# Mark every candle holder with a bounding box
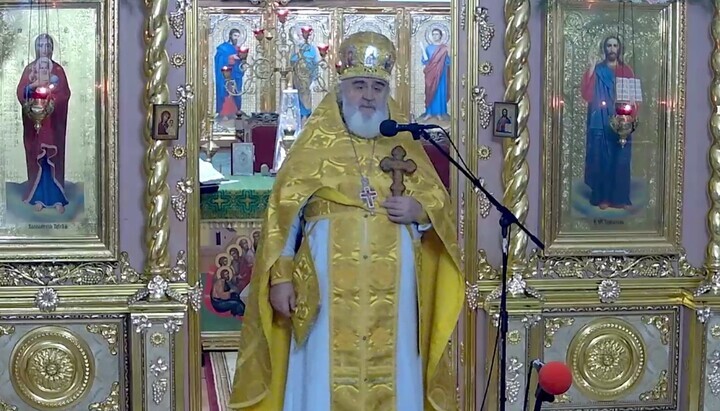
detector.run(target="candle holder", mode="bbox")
[272,88,302,172]
[224,8,331,100]
[291,33,331,94]
[22,88,54,132]
[280,126,296,151]
[609,102,637,148]
[201,113,220,160]
[221,45,250,97]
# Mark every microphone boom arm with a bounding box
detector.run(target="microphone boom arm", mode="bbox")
[415,129,543,248]
[414,128,545,411]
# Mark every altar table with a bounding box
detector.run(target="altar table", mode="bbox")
[200,175,275,220]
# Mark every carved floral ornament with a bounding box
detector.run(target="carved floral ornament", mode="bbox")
[466,251,707,311]
[119,249,201,310]
[472,249,702,282]
[171,179,194,222]
[169,0,192,39]
[0,251,199,316]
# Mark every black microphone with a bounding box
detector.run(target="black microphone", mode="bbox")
[379,119,439,137]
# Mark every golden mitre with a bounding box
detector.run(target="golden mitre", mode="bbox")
[336,31,396,82]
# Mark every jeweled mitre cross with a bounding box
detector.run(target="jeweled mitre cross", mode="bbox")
[380,145,417,196]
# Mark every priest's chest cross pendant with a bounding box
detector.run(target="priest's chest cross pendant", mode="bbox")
[380,145,417,197]
[359,176,378,212]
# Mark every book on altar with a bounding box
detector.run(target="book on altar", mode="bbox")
[199,157,227,185]
[616,77,643,102]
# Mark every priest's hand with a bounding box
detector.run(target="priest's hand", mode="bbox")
[270,282,296,318]
[382,196,425,225]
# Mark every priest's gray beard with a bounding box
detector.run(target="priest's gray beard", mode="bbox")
[341,95,389,139]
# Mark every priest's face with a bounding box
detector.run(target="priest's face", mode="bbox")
[340,77,390,138]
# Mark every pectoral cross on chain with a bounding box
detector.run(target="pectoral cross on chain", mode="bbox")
[380,145,417,197]
[359,176,378,212]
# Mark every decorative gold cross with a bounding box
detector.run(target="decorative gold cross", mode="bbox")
[380,145,417,197]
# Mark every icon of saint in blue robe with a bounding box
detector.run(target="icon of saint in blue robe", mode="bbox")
[214,40,245,119]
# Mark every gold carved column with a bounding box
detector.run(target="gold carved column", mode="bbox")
[143,0,172,277]
[130,0,200,409]
[501,0,531,275]
[707,0,720,280]
[698,2,720,410]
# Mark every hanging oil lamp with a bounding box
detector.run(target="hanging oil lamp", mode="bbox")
[23,85,54,132]
[609,102,637,147]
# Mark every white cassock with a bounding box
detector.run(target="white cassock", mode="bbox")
[280,203,430,411]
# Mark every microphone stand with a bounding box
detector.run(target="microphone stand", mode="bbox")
[522,361,555,411]
[532,386,555,411]
[415,129,545,411]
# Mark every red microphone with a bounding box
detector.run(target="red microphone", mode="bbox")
[538,361,572,395]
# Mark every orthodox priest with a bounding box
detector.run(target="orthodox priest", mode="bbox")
[229,31,464,411]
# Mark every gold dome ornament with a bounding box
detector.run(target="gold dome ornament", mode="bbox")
[336,31,396,83]
[11,326,94,410]
[567,318,646,401]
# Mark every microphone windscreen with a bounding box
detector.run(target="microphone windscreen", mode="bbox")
[537,361,572,395]
[379,119,398,137]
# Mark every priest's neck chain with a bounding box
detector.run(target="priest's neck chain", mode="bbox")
[348,136,377,189]
[349,136,380,214]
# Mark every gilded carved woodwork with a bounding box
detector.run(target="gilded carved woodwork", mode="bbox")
[143,0,172,277]
[567,318,647,401]
[10,326,94,410]
[88,382,120,411]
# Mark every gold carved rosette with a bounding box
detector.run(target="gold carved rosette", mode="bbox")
[0,315,127,410]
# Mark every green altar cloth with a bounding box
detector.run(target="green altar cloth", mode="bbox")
[200,175,275,220]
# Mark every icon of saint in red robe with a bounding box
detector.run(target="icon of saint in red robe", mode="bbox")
[16,33,71,214]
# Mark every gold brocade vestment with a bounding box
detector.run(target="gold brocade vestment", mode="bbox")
[229,93,464,411]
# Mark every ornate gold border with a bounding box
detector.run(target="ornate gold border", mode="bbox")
[462,0,479,409]
[540,0,686,256]
[185,1,202,409]
[685,304,702,411]
[697,3,720,407]
[0,0,118,261]
[545,305,680,408]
